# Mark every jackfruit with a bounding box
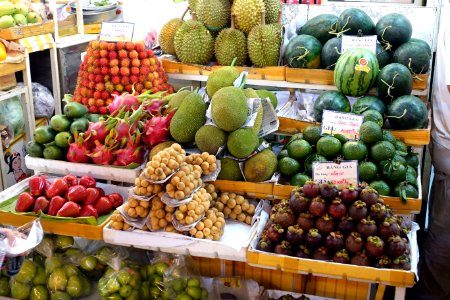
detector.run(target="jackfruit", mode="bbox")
[218,157,243,180]
[168,89,192,109]
[0,1,15,17]
[231,0,265,35]
[12,13,27,25]
[170,92,207,143]
[0,15,15,29]
[244,88,258,98]
[227,128,259,158]
[215,15,247,66]
[14,3,28,16]
[211,86,248,132]
[263,0,281,24]
[174,20,214,65]
[256,89,278,108]
[248,23,282,67]
[243,148,277,182]
[26,12,41,24]
[159,18,184,55]
[195,124,227,154]
[197,0,230,32]
[206,65,240,98]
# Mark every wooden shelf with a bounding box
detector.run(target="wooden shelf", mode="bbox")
[0,61,26,77]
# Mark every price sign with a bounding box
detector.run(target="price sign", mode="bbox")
[341,35,377,54]
[321,110,364,140]
[99,22,135,42]
[312,161,359,189]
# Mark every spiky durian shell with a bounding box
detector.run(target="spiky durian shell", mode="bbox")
[159,18,185,55]
[231,0,265,35]
[263,0,281,24]
[188,0,200,16]
[174,20,214,65]
[215,28,247,66]
[197,0,231,32]
[247,24,282,67]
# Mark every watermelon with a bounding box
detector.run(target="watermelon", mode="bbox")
[334,48,380,97]
[298,14,339,45]
[387,95,428,130]
[393,41,431,74]
[321,37,342,70]
[352,95,387,115]
[376,63,413,104]
[284,34,322,69]
[313,90,351,121]
[409,38,432,56]
[336,8,375,36]
[376,43,392,69]
[375,13,412,50]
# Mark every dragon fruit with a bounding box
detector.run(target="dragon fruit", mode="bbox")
[109,93,140,116]
[67,133,91,163]
[85,120,109,144]
[114,142,145,166]
[142,110,176,146]
[87,140,116,165]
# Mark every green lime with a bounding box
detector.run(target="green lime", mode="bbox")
[362,109,384,127]
[290,173,311,187]
[387,162,407,183]
[186,286,202,300]
[54,132,73,148]
[43,145,64,160]
[316,136,341,158]
[287,139,312,160]
[277,149,289,160]
[392,153,407,164]
[359,161,378,182]
[394,182,418,198]
[288,133,303,144]
[34,125,56,144]
[370,141,396,162]
[279,157,301,177]
[342,141,368,161]
[304,153,327,175]
[395,140,408,153]
[333,133,348,145]
[406,153,419,169]
[369,180,391,196]
[302,125,321,145]
[382,130,397,144]
[359,121,382,144]
[26,141,45,158]
[406,165,418,186]
[187,277,201,288]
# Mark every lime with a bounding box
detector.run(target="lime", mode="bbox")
[342,141,368,161]
[277,149,289,160]
[288,133,303,144]
[304,153,327,175]
[333,133,348,145]
[395,140,408,153]
[316,136,341,158]
[370,141,396,162]
[26,141,44,158]
[406,153,419,169]
[186,286,202,300]
[385,161,407,183]
[382,130,397,144]
[302,125,321,145]
[406,165,418,186]
[362,109,384,127]
[359,121,382,144]
[55,131,73,148]
[392,153,407,165]
[394,182,418,198]
[287,139,312,160]
[359,161,378,182]
[290,173,311,187]
[369,180,391,196]
[187,277,201,288]
[278,157,301,177]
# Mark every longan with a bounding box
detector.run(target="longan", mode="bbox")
[185,216,194,224]
[111,221,123,230]
[247,204,256,215]
[159,219,168,227]
[245,216,252,225]
[229,212,237,219]
[127,208,137,218]
[203,227,211,236]
[123,223,131,231]
[195,231,204,239]
[196,221,205,231]
[204,219,213,228]
[237,213,246,222]
[223,207,231,216]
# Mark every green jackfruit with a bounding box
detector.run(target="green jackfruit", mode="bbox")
[227,128,259,158]
[248,23,282,67]
[244,148,277,182]
[206,65,240,98]
[168,90,191,109]
[215,23,247,66]
[218,158,243,180]
[211,86,248,132]
[12,13,27,25]
[195,125,227,154]
[14,3,28,16]
[0,15,15,29]
[159,18,184,55]
[197,0,230,32]
[231,0,265,35]
[244,88,258,98]
[0,1,15,17]
[263,0,281,24]
[170,92,207,143]
[174,20,214,65]
[256,89,278,108]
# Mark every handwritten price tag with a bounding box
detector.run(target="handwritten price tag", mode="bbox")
[99,22,135,42]
[341,35,377,54]
[321,110,364,140]
[312,161,359,189]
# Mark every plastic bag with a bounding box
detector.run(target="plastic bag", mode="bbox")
[29,82,55,118]
[0,219,43,259]
[0,95,25,136]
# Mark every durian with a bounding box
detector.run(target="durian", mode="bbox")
[159,9,187,55]
[215,14,247,66]
[231,0,265,35]
[197,0,230,32]
[188,0,200,16]
[263,0,281,24]
[174,20,214,65]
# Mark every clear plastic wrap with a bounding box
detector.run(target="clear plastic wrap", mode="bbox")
[0,95,25,136]
[29,82,55,119]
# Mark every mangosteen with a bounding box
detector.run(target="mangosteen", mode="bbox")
[286,225,304,245]
[309,197,326,217]
[271,199,289,215]
[271,207,296,228]
[302,181,320,198]
[391,255,411,270]
[319,183,339,201]
[297,212,315,232]
[306,228,322,249]
[373,255,391,269]
[274,240,292,256]
[325,231,344,252]
[348,200,368,221]
[340,185,360,206]
[369,203,388,223]
[316,214,336,235]
[378,217,401,240]
[328,198,347,219]
[351,251,370,266]
[332,249,350,264]
[338,216,355,234]
[313,246,330,261]
[387,235,407,257]
[289,190,311,215]
[256,239,274,252]
[356,217,378,238]
[366,236,385,258]
[296,245,312,259]
[266,223,285,243]
[360,187,379,207]
[346,232,364,254]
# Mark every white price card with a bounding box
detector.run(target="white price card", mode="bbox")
[99,22,134,42]
[341,35,377,54]
[321,110,364,140]
[312,160,359,189]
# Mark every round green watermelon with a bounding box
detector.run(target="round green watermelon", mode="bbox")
[393,41,431,74]
[298,14,339,45]
[284,34,322,69]
[377,63,413,104]
[313,90,351,121]
[376,43,392,69]
[336,8,375,36]
[375,13,412,50]
[387,95,428,129]
[409,38,432,56]
[352,95,387,115]
[321,37,342,70]
[334,48,380,97]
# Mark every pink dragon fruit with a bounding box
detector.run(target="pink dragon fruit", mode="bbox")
[109,93,140,116]
[114,142,145,166]
[67,133,91,163]
[85,120,109,144]
[142,110,176,146]
[87,140,116,165]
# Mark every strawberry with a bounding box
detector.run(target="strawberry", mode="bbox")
[46,179,69,199]
[29,176,46,197]
[63,175,78,187]
[57,202,81,217]
[33,196,49,214]
[67,185,88,203]
[48,196,66,216]
[16,192,35,212]
[80,205,99,219]
[85,188,100,205]
[107,193,123,208]
[79,176,96,188]
[94,196,113,215]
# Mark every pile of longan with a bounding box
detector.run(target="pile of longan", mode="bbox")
[185,152,218,175]
[123,197,152,219]
[189,208,226,241]
[143,143,186,181]
[204,184,218,204]
[174,188,212,226]
[110,211,150,231]
[214,192,256,225]
[133,175,163,197]
[166,163,203,200]
[148,195,177,232]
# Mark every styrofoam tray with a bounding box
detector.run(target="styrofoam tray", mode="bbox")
[25,155,143,183]
[262,289,338,300]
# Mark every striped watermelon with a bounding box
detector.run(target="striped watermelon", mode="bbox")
[334,48,379,97]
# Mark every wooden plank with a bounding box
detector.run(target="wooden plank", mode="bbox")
[0,21,55,40]
[0,61,25,77]
[213,180,274,199]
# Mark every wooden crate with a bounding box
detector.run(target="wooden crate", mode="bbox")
[161,59,215,76]
[213,180,274,199]
[0,21,55,40]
